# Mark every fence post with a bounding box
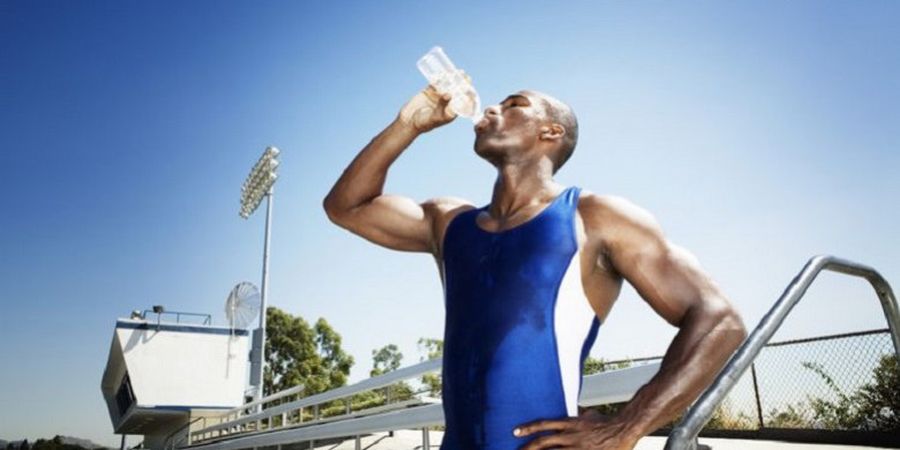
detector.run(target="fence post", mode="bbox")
[750,362,764,429]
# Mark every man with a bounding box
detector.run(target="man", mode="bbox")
[323,84,747,449]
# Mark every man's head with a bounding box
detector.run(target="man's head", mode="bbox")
[474,90,578,174]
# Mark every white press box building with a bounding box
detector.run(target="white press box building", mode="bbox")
[101,311,250,449]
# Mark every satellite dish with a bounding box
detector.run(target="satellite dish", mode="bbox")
[225,282,261,332]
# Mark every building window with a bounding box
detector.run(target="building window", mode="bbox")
[116,372,136,416]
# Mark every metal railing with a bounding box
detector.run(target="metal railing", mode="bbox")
[665,255,900,450]
[182,358,662,450]
[163,417,205,450]
[164,385,306,449]
[142,310,213,325]
[186,357,443,446]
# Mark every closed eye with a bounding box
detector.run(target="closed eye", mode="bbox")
[502,95,530,109]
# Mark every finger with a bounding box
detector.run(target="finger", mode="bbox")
[422,85,441,102]
[514,419,575,437]
[519,432,578,450]
[442,103,458,120]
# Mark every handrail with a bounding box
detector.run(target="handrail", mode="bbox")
[163,416,204,450]
[665,255,900,450]
[222,384,305,418]
[142,310,213,325]
[192,397,437,447]
[190,357,443,440]
[184,384,305,442]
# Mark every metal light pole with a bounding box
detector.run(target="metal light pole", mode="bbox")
[240,146,280,405]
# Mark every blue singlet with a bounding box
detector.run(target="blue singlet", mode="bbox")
[439,185,601,449]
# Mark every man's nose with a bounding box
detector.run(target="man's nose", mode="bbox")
[484,104,501,116]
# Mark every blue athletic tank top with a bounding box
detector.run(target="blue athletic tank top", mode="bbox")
[439,185,601,449]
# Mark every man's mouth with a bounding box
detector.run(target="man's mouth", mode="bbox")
[474,116,492,133]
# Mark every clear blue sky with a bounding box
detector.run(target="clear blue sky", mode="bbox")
[1,1,898,446]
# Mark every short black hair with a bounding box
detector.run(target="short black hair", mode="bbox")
[534,94,578,174]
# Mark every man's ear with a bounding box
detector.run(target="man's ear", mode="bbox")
[539,124,566,141]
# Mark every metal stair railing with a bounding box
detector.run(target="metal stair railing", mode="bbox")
[665,255,900,450]
[168,384,306,448]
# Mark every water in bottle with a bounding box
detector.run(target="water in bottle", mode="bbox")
[417,46,482,123]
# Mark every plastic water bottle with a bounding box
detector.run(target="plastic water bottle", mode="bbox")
[417,46,482,123]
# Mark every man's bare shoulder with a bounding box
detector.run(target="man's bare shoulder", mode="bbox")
[422,196,477,218]
[421,195,478,232]
[421,196,478,258]
[423,195,474,209]
[577,190,665,242]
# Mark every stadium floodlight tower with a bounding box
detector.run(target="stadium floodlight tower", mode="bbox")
[240,146,280,406]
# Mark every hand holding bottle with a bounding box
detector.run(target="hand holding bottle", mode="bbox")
[416,46,482,122]
[397,84,459,134]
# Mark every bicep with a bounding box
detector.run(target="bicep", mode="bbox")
[330,194,436,254]
[601,203,724,326]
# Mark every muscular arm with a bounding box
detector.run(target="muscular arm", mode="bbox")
[589,195,748,443]
[323,87,461,254]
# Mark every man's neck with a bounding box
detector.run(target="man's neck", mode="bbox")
[487,161,563,218]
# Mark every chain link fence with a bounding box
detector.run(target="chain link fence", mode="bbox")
[591,329,899,434]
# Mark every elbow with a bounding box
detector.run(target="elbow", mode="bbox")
[692,295,747,349]
[715,302,748,350]
[323,194,345,224]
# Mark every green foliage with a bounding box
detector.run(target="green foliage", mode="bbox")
[855,354,899,430]
[764,354,899,431]
[348,343,415,411]
[803,361,860,429]
[581,357,634,416]
[418,337,444,397]
[704,399,756,430]
[803,355,899,431]
[263,307,354,397]
[9,440,91,450]
[582,357,632,376]
[371,344,403,377]
[766,403,810,428]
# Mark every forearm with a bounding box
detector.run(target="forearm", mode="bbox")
[324,118,419,212]
[613,299,746,441]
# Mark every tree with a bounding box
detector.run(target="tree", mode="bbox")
[803,361,860,429]
[372,344,415,401]
[418,337,443,397]
[762,355,899,432]
[20,441,29,450]
[347,343,415,409]
[766,403,811,428]
[263,307,355,398]
[855,354,899,430]
[371,344,403,377]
